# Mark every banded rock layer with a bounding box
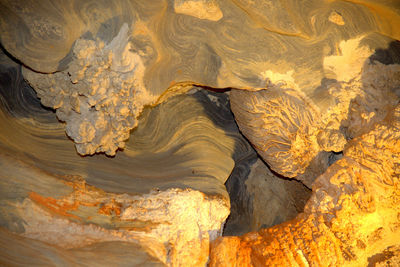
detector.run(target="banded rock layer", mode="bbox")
[1,0,399,156]
[0,57,255,266]
[0,0,400,266]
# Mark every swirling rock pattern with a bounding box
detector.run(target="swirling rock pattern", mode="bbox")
[174,0,223,21]
[1,0,399,156]
[0,228,164,267]
[0,59,255,266]
[0,0,400,266]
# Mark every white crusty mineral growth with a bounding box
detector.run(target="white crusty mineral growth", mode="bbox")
[18,186,229,266]
[23,23,156,156]
[230,36,399,181]
[322,36,400,139]
[210,102,400,266]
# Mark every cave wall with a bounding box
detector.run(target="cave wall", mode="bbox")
[1,0,399,156]
[0,0,400,266]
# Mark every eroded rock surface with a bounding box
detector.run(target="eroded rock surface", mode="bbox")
[230,35,400,185]
[0,0,400,266]
[210,103,400,266]
[224,158,311,236]
[230,86,323,180]
[23,23,155,156]
[0,59,256,266]
[2,0,399,156]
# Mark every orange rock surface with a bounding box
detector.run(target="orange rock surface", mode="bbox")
[210,104,400,266]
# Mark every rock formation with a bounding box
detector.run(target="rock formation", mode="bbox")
[210,103,400,266]
[224,158,312,236]
[0,0,399,266]
[23,23,155,155]
[0,57,254,266]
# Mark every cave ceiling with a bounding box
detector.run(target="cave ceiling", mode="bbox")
[0,0,400,266]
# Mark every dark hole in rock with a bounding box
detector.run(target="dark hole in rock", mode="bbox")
[223,146,313,236]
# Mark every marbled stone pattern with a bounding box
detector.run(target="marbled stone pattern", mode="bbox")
[0,0,400,266]
[1,0,399,91]
[0,56,254,266]
[1,0,399,155]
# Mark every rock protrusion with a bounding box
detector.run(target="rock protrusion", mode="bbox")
[23,23,156,156]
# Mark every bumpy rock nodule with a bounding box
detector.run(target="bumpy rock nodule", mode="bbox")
[230,86,322,179]
[23,23,155,156]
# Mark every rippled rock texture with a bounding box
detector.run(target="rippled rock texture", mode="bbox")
[1,0,399,156]
[0,55,256,265]
[0,0,400,266]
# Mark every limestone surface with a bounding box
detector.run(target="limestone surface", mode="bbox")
[174,0,223,21]
[230,86,322,179]
[23,23,156,156]
[0,228,164,267]
[0,59,255,266]
[2,0,399,157]
[230,35,400,185]
[0,0,399,266]
[210,103,400,266]
[224,158,312,236]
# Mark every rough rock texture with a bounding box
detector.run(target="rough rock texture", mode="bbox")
[230,36,400,185]
[320,37,400,140]
[23,23,155,155]
[1,0,399,156]
[0,0,400,266]
[0,130,229,267]
[328,61,400,139]
[224,158,311,236]
[210,103,400,266]
[2,158,228,266]
[369,245,400,267]
[0,58,257,266]
[230,86,324,180]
